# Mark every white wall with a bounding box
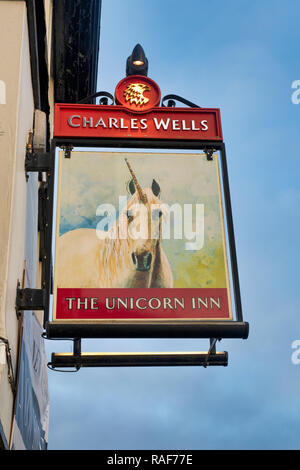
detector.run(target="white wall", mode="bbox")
[0,0,52,448]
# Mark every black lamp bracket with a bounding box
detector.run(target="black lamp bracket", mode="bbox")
[161,94,201,108]
[77,91,114,105]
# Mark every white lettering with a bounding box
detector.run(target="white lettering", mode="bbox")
[148,297,161,309]
[77,298,88,310]
[172,120,180,130]
[94,117,106,128]
[108,117,119,128]
[83,116,93,127]
[105,298,114,309]
[210,297,221,309]
[198,298,208,309]
[90,298,98,309]
[191,120,200,131]
[136,298,147,309]
[120,118,128,129]
[118,298,128,309]
[65,297,75,309]
[182,120,191,130]
[201,120,208,131]
[153,117,170,130]
[130,118,138,129]
[140,118,147,129]
[68,115,81,127]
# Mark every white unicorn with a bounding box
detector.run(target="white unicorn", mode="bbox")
[56,159,173,288]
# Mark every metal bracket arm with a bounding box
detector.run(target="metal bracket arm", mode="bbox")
[16,287,47,311]
[25,151,51,172]
[203,147,216,161]
[49,350,228,369]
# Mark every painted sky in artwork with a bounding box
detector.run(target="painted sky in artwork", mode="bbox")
[57,151,228,289]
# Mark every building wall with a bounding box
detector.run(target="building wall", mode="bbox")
[0,0,52,449]
[0,0,100,449]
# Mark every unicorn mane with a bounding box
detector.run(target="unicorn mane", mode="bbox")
[97,188,164,287]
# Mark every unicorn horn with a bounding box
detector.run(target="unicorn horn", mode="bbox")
[125,158,148,204]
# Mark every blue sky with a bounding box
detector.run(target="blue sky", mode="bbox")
[45,0,300,449]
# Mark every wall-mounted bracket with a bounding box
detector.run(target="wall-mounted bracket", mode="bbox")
[25,151,50,173]
[16,285,47,311]
[203,147,216,161]
[60,145,73,158]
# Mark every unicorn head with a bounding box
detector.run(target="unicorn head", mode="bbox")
[124,158,163,272]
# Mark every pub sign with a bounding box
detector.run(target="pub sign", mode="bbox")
[51,73,238,331]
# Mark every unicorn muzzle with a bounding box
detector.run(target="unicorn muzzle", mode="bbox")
[132,251,152,271]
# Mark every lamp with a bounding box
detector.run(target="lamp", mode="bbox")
[126,44,148,76]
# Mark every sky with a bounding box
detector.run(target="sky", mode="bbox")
[45,0,300,450]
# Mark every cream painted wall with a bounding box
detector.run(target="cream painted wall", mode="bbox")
[0,0,53,448]
[0,1,30,446]
[0,2,26,340]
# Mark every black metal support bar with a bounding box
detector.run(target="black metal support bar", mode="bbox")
[73,338,81,356]
[16,287,47,311]
[219,143,243,322]
[52,137,224,151]
[25,151,50,172]
[49,351,228,369]
[38,181,48,262]
[209,338,217,354]
[42,140,56,327]
[46,321,249,339]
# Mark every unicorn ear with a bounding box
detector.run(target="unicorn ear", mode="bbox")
[152,179,160,197]
[129,179,136,195]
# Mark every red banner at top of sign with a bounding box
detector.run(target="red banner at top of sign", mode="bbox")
[54,75,223,141]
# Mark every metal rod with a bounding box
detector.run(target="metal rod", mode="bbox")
[73,338,81,356]
[50,351,228,368]
[43,139,56,327]
[219,143,243,322]
[52,137,224,151]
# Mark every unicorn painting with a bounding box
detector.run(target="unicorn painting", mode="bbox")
[56,159,173,289]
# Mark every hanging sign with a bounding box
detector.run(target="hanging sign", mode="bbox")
[54,75,223,142]
[52,151,232,323]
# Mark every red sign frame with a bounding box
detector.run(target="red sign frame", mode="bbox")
[54,103,223,142]
[55,288,231,321]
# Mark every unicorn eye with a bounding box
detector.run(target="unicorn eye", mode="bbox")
[126,211,134,223]
[152,209,162,220]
